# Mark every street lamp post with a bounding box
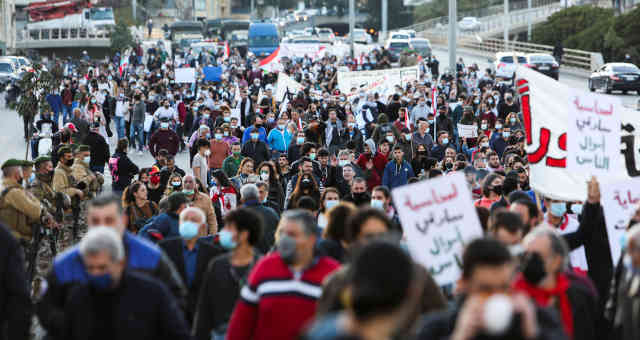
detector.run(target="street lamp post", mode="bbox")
[448,0,456,78]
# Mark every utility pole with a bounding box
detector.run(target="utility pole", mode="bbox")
[504,0,509,50]
[349,0,355,58]
[133,0,137,24]
[251,0,255,20]
[527,0,531,41]
[381,0,387,42]
[448,0,456,78]
[192,0,196,20]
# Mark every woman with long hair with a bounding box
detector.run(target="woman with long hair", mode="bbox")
[163,173,184,199]
[230,158,255,190]
[256,161,284,209]
[286,172,321,210]
[317,187,341,230]
[123,181,159,233]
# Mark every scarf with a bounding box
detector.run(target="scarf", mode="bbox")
[513,273,574,339]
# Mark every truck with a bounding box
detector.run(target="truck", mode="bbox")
[248,22,279,58]
[169,21,204,55]
[26,0,115,36]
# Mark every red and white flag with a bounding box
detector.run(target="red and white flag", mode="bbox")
[259,47,282,73]
[223,41,230,59]
[404,108,410,129]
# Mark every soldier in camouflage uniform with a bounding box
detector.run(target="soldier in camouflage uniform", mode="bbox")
[28,156,68,282]
[0,159,55,292]
[52,146,84,249]
[71,145,103,239]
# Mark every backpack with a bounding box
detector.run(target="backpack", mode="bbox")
[108,155,120,183]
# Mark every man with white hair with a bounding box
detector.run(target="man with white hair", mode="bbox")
[63,227,190,339]
[241,183,278,253]
[182,175,217,234]
[159,207,225,324]
[37,193,188,336]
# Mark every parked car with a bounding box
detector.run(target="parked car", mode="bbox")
[491,52,526,80]
[385,39,411,63]
[410,38,431,59]
[459,17,481,31]
[0,59,21,84]
[589,62,640,94]
[349,28,373,44]
[524,53,559,80]
[317,27,335,44]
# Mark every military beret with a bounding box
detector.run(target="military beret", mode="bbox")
[75,145,91,153]
[20,159,34,167]
[1,159,23,170]
[34,156,51,167]
[58,146,72,156]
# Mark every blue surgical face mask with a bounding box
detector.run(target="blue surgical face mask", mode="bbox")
[442,138,449,145]
[179,221,200,239]
[503,131,511,138]
[160,122,169,129]
[571,204,583,215]
[324,199,339,210]
[88,272,113,291]
[550,202,566,217]
[182,189,195,196]
[371,199,385,210]
[219,229,237,250]
[297,137,305,144]
[83,156,90,164]
[224,116,231,122]
[28,172,36,184]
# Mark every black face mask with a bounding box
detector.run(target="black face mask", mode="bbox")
[65,159,74,167]
[492,184,503,195]
[445,162,453,170]
[301,178,312,190]
[352,192,370,204]
[17,177,23,185]
[522,252,546,286]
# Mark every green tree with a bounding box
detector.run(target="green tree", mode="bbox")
[413,0,494,23]
[532,5,614,46]
[16,63,62,157]
[110,21,135,53]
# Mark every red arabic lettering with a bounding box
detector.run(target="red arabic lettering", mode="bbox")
[517,79,532,145]
[404,183,459,212]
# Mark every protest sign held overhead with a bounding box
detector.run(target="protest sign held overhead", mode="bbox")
[516,66,640,201]
[391,172,484,286]
[337,65,420,97]
[457,124,478,138]
[175,67,196,83]
[601,179,640,265]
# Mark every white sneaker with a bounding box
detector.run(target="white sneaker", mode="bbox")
[138,150,144,156]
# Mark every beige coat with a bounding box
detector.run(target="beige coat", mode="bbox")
[0,178,42,240]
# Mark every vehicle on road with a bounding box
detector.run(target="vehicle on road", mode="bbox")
[388,32,411,41]
[589,62,640,94]
[0,59,20,84]
[170,21,204,54]
[317,28,335,44]
[248,23,280,58]
[524,53,559,80]
[26,0,115,36]
[492,52,526,80]
[410,38,431,59]
[350,28,373,44]
[458,17,481,32]
[386,39,411,63]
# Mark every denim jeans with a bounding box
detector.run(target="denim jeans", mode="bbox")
[61,105,72,124]
[113,116,126,140]
[91,165,104,174]
[130,123,145,151]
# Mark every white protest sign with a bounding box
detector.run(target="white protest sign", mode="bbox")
[567,90,621,176]
[337,65,419,96]
[457,124,478,138]
[230,108,241,122]
[275,72,304,102]
[391,172,483,286]
[601,179,640,265]
[175,67,196,83]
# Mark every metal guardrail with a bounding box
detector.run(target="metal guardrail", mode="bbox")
[445,36,602,72]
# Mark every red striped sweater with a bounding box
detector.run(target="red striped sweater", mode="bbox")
[227,252,340,340]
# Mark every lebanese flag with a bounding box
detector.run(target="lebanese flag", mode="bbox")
[259,47,282,73]
[431,84,437,116]
[223,41,230,59]
[404,108,410,129]
[119,55,128,77]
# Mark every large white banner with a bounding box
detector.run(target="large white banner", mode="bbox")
[175,67,196,83]
[516,66,640,201]
[337,65,420,96]
[391,172,484,286]
[601,179,640,265]
[275,72,304,102]
[279,43,329,60]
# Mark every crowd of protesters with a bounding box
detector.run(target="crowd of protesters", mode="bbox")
[1,37,639,340]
